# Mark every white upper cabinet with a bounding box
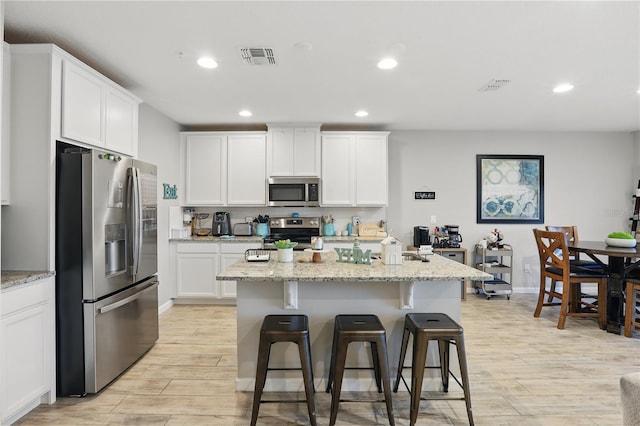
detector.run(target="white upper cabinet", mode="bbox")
[105,86,139,155]
[183,133,227,205]
[321,133,354,205]
[266,124,320,176]
[321,131,389,207]
[61,59,140,156]
[61,61,104,146]
[227,133,266,205]
[181,131,266,206]
[2,43,11,205]
[355,134,388,206]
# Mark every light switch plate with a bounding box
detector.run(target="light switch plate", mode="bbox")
[430,215,437,224]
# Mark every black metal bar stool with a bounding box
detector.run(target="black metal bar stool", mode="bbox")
[250,314,316,426]
[393,313,473,426]
[325,314,395,426]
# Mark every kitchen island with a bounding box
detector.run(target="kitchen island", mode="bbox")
[218,250,492,392]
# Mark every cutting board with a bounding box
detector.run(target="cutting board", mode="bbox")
[358,223,385,237]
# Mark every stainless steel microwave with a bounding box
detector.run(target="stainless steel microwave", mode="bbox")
[267,177,320,207]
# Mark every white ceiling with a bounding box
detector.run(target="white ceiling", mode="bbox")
[4,1,640,132]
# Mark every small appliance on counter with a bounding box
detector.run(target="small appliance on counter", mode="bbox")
[193,213,211,236]
[212,211,232,236]
[413,226,431,247]
[446,224,463,248]
[233,222,253,236]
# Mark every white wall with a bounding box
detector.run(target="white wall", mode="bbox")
[136,103,181,307]
[387,130,636,292]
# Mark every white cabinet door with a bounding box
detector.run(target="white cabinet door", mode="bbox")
[61,60,104,147]
[321,133,355,206]
[2,43,11,205]
[183,134,226,205]
[227,133,266,205]
[219,253,241,298]
[355,134,388,206]
[1,278,55,424]
[104,86,138,156]
[321,132,389,207]
[293,127,321,176]
[176,244,219,298]
[267,127,295,176]
[218,243,261,299]
[267,126,320,177]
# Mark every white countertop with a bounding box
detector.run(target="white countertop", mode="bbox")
[217,251,492,282]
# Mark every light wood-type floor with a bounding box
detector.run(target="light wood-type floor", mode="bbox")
[15,294,640,425]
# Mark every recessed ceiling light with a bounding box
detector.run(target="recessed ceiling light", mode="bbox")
[239,110,252,117]
[197,56,218,69]
[637,88,640,94]
[355,110,369,117]
[377,58,397,70]
[553,83,574,93]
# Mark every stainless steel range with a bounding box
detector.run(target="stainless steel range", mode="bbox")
[262,216,322,250]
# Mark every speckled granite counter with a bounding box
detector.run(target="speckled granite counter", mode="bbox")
[227,252,491,392]
[218,250,490,282]
[169,235,385,244]
[1,271,56,292]
[169,235,263,243]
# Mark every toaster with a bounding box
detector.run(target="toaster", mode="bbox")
[233,223,253,236]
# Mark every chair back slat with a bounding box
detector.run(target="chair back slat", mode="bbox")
[533,229,570,272]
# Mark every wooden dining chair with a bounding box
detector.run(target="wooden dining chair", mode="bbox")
[532,229,608,329]
[624,279,640,337]
[545,226,602,302]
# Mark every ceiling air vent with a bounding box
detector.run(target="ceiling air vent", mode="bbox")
[478,79,510,92]
[240,47,276,65]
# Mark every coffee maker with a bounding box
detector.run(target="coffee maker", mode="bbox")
[212,212,231,236]
[413,226,431,247]
[445,224,462,248]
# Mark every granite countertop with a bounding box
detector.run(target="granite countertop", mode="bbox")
[169,235,385,243]
[217,251,492,282]
[170,235,264,243]
[1,270,56,292]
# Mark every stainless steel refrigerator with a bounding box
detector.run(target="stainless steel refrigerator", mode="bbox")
[55,144,159,396]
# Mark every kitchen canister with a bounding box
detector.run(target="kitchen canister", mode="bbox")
[323,223,335,236]
[256,223,268,237]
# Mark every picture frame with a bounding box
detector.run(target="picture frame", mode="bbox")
[476,154,544,224]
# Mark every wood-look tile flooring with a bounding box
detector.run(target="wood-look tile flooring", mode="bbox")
[16,294,640,425]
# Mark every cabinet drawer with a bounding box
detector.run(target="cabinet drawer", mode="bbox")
[1,278,51,316]
[176,243,219,254]
[438,251,464,263]
[220,242,262,254]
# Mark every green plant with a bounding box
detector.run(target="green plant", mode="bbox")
[607,231,634,239]
[274,239,298,249]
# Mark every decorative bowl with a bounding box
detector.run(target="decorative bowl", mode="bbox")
[605,237,637,248]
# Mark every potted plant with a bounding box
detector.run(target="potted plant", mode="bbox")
[274,239,298,262]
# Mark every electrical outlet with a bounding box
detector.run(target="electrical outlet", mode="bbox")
[430,215,437,224]
[524,264,531,272]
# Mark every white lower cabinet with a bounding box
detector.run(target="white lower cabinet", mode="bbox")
[219,243,261,299]
[175,242,260,301]
[176,243,220,298]
[1,277,55,424]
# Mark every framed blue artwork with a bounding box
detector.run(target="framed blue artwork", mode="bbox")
[476,154,544,224]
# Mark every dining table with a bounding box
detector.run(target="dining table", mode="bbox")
[568,240,640,334]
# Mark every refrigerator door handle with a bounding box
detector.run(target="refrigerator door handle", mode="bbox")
[129,167,143,280]
[98,281,157,314]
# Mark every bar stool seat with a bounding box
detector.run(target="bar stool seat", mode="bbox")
[250,314,316,426]
[326,314,395,426]
[393,313,474,426]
